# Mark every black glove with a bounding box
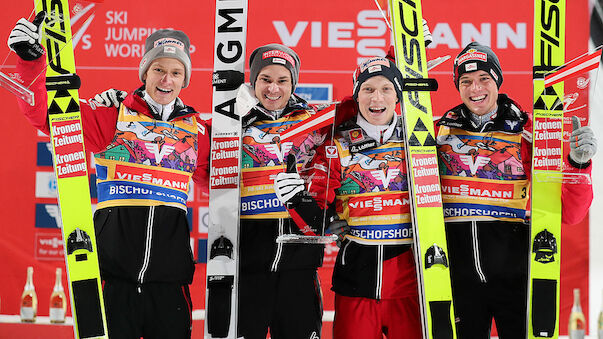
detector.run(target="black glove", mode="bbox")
[92,88,127,108]
[8,12,46,61]
[328,217,350,247]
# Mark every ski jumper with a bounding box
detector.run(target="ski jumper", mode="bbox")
[436,94,593,338]
[237,87,325,339]
[16,56,210,339]
[299,99,421,339]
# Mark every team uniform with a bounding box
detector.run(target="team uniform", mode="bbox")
[292,99,421,339]
[436,94,593,338]
[237,85,326,339]
[16,55,209,339]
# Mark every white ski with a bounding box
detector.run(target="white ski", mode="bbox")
[204,0,248,338]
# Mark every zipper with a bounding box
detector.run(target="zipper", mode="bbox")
[271,218,285,272]
[137,206,155,288]
[471,221,487,283]
[376,245,384,300]
[340,241,351,266]
[479,120,494,133]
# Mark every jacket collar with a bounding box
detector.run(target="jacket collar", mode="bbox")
[122,86,198,121]
[438,93,527,133]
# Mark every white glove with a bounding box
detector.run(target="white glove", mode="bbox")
[274,172,305,205]
[328,217,350,247]
[569,116,597,165]
[7,12,46,61]
[92,89,127,108]
[236,84,259,116]
[423,19,433,47]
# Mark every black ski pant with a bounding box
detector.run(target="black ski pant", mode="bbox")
[103,279,192,339]
[445,221,529,339]
[237,269,323,339]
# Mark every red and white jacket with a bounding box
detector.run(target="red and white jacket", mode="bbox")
[436,93,593,225]
[16,56,210,284]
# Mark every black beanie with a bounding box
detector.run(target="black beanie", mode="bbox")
[352,57,404,102]
[453,42,503,89]
[249,44,300,92]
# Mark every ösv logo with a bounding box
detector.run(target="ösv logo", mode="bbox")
[145,143,175,163]
[264,142,294,162]
[371,168,400,189]
[459,155,490,175]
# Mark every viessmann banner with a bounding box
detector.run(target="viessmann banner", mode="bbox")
[0,0,592,336]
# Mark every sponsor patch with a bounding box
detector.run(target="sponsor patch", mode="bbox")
[411,154,442,208]
[51,119,87,179]
[359,58,389,73]
[240,194,286,215]
[326,145,338,158]
[441,178,516,199]
[368,65,382,73]
[457,48,487,64]
[465,62,478,72]
[115,164,190,191]
[348,194,410,216]
[505,120,519,131]
[348,128,364,143]
[163,46,177,54]
[263,50,296,66]
[272,57,286,65]
[350,141,376,153]
[153,37,185,50]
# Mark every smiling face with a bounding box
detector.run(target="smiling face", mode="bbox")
[143,58,186,105]
[357,75,398,125]
[254,64,293,111]
[458,70,499,116]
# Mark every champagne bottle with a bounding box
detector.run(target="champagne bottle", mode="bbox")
[569,288,586,339]
[49,267,67,323]
[20,266,37,322]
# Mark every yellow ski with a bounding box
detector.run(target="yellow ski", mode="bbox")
[529,0,565,338]
[389,0,457,338]
[36,0,108,337]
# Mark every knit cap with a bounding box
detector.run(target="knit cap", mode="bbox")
[453,41,503,89]
[249,44,300,92]
[352,57,404,101]
[139,29,192,88]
